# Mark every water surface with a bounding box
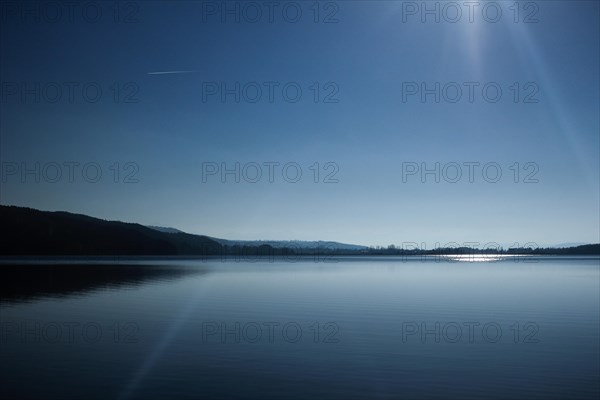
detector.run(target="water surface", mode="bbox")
[1,256,598,399]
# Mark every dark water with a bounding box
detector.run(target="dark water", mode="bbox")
[1,257,599,399]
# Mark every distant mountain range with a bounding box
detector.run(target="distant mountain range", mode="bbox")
[147,226,185,234]
[149,227,585,252]
[148,226,367,251]
[1,205,598,256]
[548,242,588,249]
[212,239,367,251]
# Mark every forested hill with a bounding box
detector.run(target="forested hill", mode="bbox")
[0,205,221,256]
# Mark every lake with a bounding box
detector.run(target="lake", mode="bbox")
[1,256,599,399]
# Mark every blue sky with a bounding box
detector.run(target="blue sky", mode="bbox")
[1,1,598,247]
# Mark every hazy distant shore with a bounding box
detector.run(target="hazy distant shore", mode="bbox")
[2,205,599,257]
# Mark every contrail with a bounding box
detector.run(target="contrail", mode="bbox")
[147,70,197,75]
